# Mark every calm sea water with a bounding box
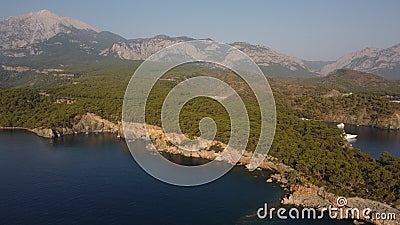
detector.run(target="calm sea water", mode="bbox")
[343,124,400,158]
[0,130,365,225]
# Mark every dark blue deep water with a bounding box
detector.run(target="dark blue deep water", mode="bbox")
[343,124,400,158]
[0,130,361,225]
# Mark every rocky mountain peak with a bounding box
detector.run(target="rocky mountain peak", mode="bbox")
[29,9,58,18]
[0,9,100,50]
[320,44,400,79]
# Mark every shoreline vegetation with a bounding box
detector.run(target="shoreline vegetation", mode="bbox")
[1,113,399,225]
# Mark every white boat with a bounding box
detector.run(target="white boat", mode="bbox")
[345,134,358,140]
[337,123,345,129]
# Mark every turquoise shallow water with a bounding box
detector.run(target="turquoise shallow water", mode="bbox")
[0,130,358,225]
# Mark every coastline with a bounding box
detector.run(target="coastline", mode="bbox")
[320,113,400,131]
[0,127,32,131]
[148,127,400,225]
[1,113,399,225]
[1,113,122,139]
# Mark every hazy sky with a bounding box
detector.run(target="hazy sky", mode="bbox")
[1,0,399,61]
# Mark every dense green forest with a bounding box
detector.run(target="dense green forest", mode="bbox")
[299,69,400,96]
[0,61,399,207]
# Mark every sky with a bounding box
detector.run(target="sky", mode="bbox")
[1,0,399,61]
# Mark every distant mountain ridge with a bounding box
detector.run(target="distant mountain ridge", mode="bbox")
[320,45,400,80]
[100,35,194,60]
[303,60,335,73]
[99,37,315,77]
[0,10,316,78]
[1,10,399,80]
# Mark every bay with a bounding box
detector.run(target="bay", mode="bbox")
[0,130,358,225]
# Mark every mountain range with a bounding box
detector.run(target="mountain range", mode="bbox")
[0,10,399,80]
[319,45,400,80]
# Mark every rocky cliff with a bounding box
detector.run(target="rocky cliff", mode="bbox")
[281,184,400,225]
[30,113,121,138]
